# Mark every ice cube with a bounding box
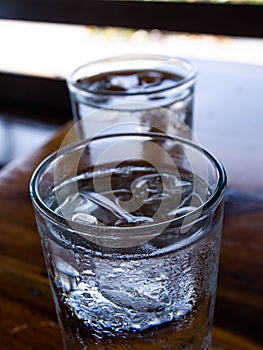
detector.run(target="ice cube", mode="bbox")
[81,190,153,226]
[72,212,98,225]
[54,257,79,292]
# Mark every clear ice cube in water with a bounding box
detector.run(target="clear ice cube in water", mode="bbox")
[55,253,195,332]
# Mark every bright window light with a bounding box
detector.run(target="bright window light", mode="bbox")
[0,20,263,78]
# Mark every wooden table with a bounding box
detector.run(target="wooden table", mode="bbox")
[0,60,262,349]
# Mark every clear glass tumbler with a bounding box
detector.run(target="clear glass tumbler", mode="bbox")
[30,133,226,350]
[67,55,197,140]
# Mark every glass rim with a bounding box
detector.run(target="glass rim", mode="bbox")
[67,54,198,97]
[30,132,226,237]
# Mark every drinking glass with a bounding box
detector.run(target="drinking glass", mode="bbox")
[67,55,197,140]
[30,133,226,350]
